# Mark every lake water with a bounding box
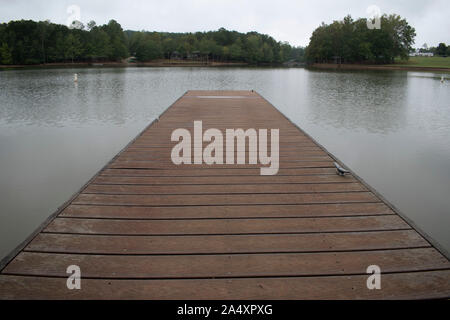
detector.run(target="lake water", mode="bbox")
[0,66,449,261]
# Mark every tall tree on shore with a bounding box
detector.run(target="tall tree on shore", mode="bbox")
[37,20,51,64]
[0,42,13,64]
[64,33,82,63]
[102,20,128,61]
[129,32,163,61]
[382,14,416,61]
[306,14,416,64]
[436,43,447,56]
[87,20,97,31]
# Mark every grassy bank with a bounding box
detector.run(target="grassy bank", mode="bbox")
[392,56,450,69]
[310,58,450,73]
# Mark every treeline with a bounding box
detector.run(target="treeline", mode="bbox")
[127,29,305,64]
[0,19,304,65]
[416,43,450,56]
[0,20,128,65]
[305,14,416,64]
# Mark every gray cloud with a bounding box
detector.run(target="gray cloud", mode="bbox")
[0,0,448,47]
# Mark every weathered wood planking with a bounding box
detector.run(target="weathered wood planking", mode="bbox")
[0,90,449,300]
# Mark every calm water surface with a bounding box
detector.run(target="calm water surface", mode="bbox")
[0,67,449,260]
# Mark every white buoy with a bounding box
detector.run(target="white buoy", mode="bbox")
[441,76,445,83]
[74,73,78,82]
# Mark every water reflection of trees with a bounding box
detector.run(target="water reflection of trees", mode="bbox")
[305,70,409,134]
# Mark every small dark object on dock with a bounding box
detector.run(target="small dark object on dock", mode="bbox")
[334,162,350,176]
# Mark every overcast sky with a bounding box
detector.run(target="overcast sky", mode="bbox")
[0,0,449,47]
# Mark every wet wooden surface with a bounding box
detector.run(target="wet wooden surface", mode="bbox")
[1,90,449,299]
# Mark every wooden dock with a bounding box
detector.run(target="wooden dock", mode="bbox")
[0,90,449,299]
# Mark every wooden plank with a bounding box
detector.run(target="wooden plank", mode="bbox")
[93,174,357,185]
[121,150,327,156]
[117,155,331,162]
[60,203,395,219]
[1,271,449,299]
[129,143,320,148]
[100,167,338,177]
[108,161,334,169]
[83,183,367,195]
[44,216,409,235]
[25,230,428,255]
[4,248,449,279]
[72,192,379,206]
[130,140,319,146]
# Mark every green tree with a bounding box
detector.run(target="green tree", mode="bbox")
[228,39,243,61]
[64,33,82,63]
[102,20,128,61]
[381,14,416,61]
[89,28,112,60]
[37,20,51,63]
[198,38,221,59]
[245,34,264,63]
[262,43,274,62]
[306,14,415,64]
[135,36,162,61]
[0,42,13,64]
[87,21,97,31]
[437,43,447,56]
[162,37,177,59]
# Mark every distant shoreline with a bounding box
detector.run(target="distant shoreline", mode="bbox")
[310,63,450,73]
[3,61,448,72]
[0,60,251,70]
